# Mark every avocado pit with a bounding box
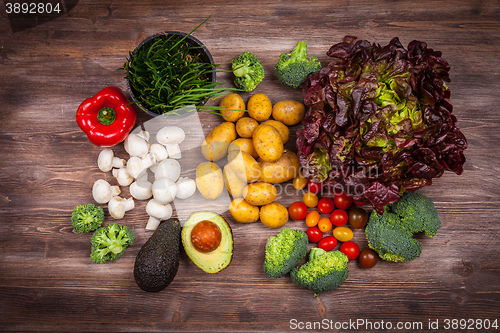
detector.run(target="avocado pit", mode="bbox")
[181,211,233,274]
[191,220,222,253]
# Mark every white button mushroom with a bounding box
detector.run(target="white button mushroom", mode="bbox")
[164,143,182,159]
[152,177,177,204]
[175,177,197,199]
[136,129,150,143]
[149,143,169,162]
[145,199,173,230]
[108,196,135,219]
[156,126,185,145]
[154,158,181,182]
[136,170,150,182]
[127,154,156,179]
[92,179,121,204]
[129,179,153,200]
[124,133,150,158]
[112,167,134,187]
[97,149,126,172]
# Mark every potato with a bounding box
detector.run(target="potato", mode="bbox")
[262,119,290,144]
[242,182,277,206]
[223,164,246,198]
[229,198,260,223]
[236,117,259,138]
[219,93,245,122]
[252,124,284,162]
[228,138,258,159]
[195,162,224,200]
[260,202,289,228]
[272,100,306,126]
[226,150,261,183]
[201,122,237,161]
[247,93,272,121]
[259,149,300,184]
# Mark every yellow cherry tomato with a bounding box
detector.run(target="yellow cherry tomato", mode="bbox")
[333,226,353,242]
[303,192,319,208]
[293,174,308,190]
[318,217,333,233]
[305,210,320,227]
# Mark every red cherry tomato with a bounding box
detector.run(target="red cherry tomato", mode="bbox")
[307,181,322,195]
[288,201,308,221]
[318,236,337,252]
[330,209,348,227]
[340,241,360,261]
[307,227,323,243]
[317,197,335,214]
[334,192,353,210]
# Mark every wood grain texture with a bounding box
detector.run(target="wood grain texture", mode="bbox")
[1,0,499,332]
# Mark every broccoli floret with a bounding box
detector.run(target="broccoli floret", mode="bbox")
[231,52,264,92]
[290,249,349,293]
[391,192,441,237]
[263,228,308,278]
[90,224,135,264]
[71,204,104,233]
[275,41,322,89]
[365,192,441,262]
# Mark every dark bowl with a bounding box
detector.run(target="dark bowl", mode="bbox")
[125,31,216,117]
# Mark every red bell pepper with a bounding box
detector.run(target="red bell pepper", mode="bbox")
[76,86,137,147]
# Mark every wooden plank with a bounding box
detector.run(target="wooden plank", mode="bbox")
[1,0,500,331]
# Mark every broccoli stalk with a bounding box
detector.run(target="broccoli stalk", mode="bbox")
[263,228,308,278]
[71,204,104,233]
[291,249,349,293]
[365,192,441,262]
[275,41,322,89]
[90,224,135,264]
[231,52,265,92]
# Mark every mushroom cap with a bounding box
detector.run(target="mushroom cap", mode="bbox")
[156,126,185,145]
[97,149,114,172]
[152,177,177,204]
[150,143,168,162]
[130,180,153,200]
[154,159,181,182]
[146,199,173,220]
[124,133,149,158]
[176,177,197,199]
[92,179,114,204]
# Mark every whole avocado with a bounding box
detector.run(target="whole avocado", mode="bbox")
[134,218,181,292]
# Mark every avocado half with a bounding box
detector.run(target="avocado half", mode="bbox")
[182,211,233,274]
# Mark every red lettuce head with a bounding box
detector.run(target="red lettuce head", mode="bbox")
[297,36,467,214]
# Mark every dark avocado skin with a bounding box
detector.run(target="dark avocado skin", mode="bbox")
[134,218,181,292]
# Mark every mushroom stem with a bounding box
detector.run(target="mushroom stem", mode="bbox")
[165,143,182,159]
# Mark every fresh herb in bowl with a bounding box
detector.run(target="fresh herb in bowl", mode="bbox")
[123,17,236,116]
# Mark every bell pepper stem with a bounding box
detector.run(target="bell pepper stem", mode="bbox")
[98,107,116,125]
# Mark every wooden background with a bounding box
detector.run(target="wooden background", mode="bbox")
[1,0,499,332]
